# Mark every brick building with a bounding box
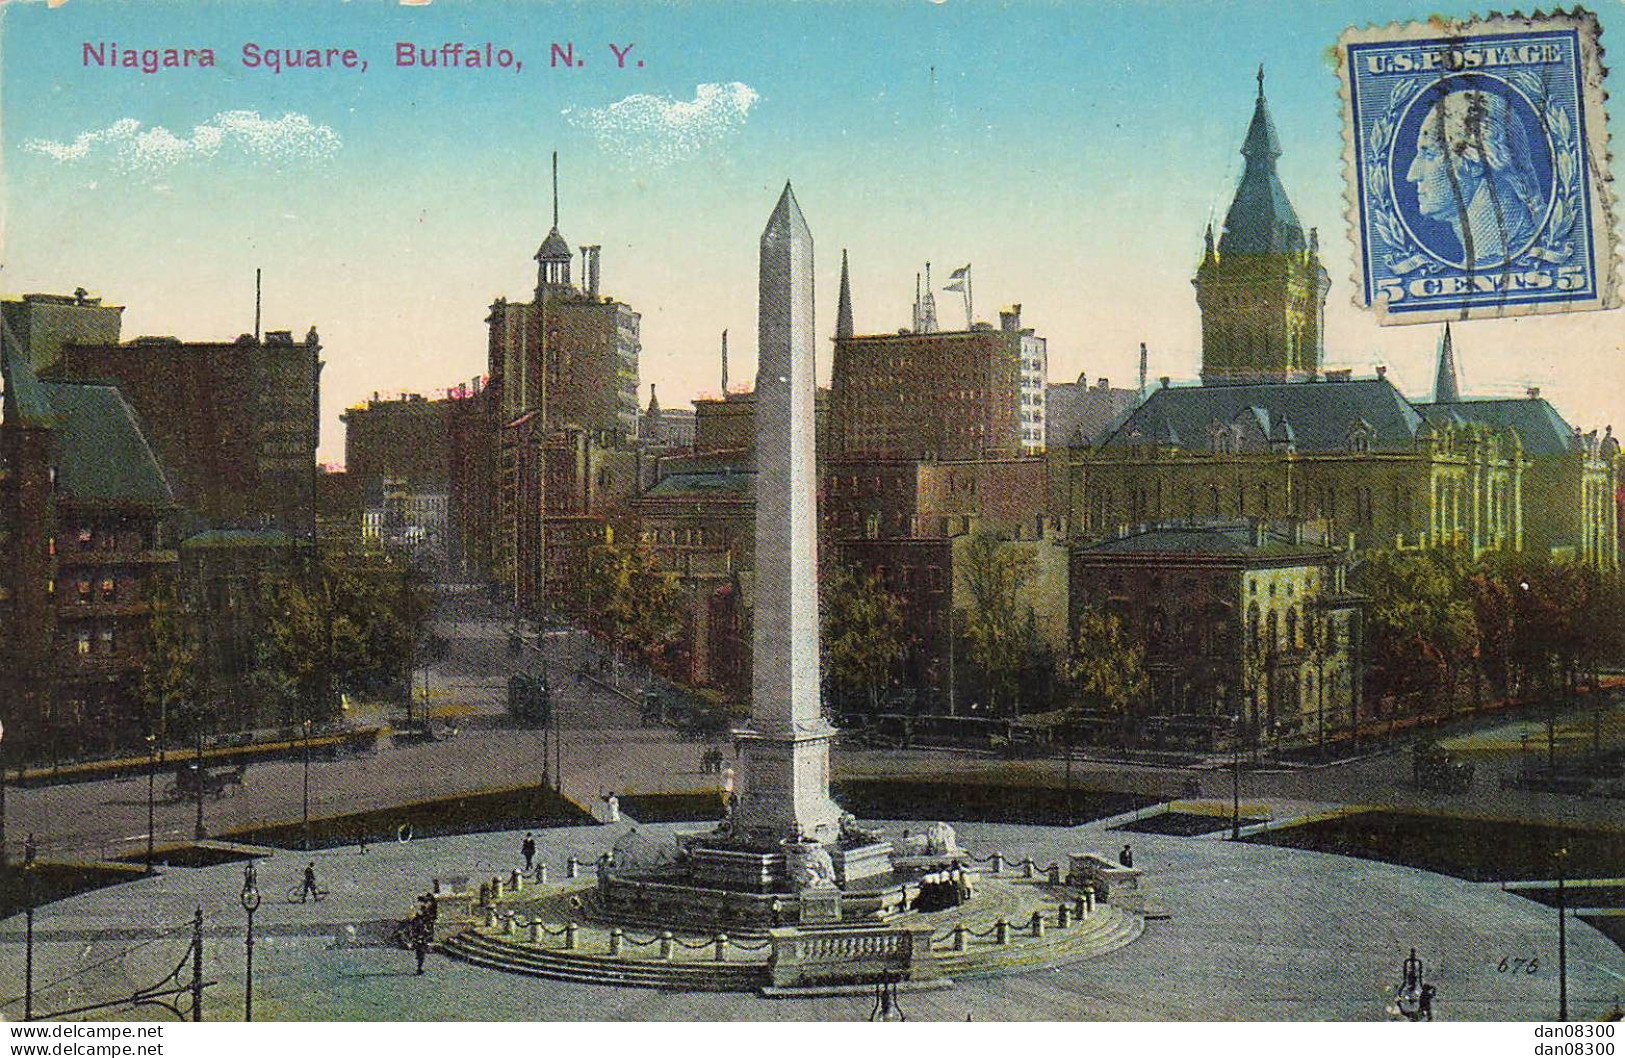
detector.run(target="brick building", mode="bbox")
[1,343,177,762]
[52,328,322,532]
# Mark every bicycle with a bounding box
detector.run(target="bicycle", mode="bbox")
[287,883,329,904]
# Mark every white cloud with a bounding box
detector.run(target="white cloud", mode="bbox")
[23,111,341,172]
[564,82,758,168]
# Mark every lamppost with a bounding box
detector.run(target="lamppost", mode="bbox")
[0,717,8,871]
[24,832,37,1021]
[1230,713,1242,840]
[240,861,260,1022]
[193,730,206,840]
[1556,846,1569,1022]
[301,718,313,852]
[145,734,157,875]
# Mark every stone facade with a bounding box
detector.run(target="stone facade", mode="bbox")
[1071,523,1364,750]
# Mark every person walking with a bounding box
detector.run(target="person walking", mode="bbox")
[1119,844,1134,868]
[521,833,536,871]
[604,791,620,824]
[299,862,320,903]
[411,911,430,975]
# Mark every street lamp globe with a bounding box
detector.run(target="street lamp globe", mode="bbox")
[241,862,260,912]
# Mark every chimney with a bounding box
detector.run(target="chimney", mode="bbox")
[580,245,601,298]
[1160,376,1171,389]
[999,304,1021,333]
[1139,342,1148,394]
[1376,365,1387,380]
[1527,386,1542,400]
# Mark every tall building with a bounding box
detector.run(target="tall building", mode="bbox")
[2,290,124,372]
[52,328,322,532]
[1193,70,1330,386]
[1,342,177,761]
[476,156,643,606]
[831,284,1046,459]
[342,392,454,491]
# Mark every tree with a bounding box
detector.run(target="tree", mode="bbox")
[139,580,203,742]
[584,539,685,672]
[1352,548,1478,718]
[956,534,1039,718]
[1065,607,1148,733]
[255,546,432,725]
[821,564,905,714]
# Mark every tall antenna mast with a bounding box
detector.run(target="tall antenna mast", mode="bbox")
[1139,341,1148,395]
[254,267,262,342]
[721,329,729,393]
[552,151,559,228]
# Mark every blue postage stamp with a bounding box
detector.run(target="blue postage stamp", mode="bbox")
[1338,11,1619,324]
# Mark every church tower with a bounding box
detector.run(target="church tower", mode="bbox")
[1194,69,1330,385]
[1433,323,1461,403]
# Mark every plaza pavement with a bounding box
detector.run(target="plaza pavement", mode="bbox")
[2,808,1621,1022]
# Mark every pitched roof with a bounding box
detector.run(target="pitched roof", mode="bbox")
[642,470,754,499]
[1,337,54,426]
[37,379,175,505]
[1077,522,1329,560]
[1099,377,1421,453]
[535,226,572,262]
[1433,324,1460,403]
[1219,78,1306,256]
[1417,398,1577,456]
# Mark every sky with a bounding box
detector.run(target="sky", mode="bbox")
[3,0,1623,465]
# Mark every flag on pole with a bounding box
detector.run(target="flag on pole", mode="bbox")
[944,280,966,293]
[948,264,971,280]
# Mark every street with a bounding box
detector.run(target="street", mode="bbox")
[4,586,1622,865]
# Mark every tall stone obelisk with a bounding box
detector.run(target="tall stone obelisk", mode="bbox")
[733,183,843,847]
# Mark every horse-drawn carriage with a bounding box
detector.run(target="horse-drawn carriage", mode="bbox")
[163,762,248,801]
[1412,742,1473,793]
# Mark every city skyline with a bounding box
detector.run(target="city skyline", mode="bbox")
[4,0,1623,464]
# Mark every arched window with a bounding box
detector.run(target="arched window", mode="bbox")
[1286,609,1298,649]
[1266,611,1279,652]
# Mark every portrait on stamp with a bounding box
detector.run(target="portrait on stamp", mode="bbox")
[1339,12,1619,323]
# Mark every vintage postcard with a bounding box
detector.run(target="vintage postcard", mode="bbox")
[1338,11,1620,323]
[0,0,1622,1038]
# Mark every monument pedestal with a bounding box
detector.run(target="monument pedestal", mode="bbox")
[732,721,842,846]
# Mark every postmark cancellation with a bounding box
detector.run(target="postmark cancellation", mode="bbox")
[1337,10,1619,324]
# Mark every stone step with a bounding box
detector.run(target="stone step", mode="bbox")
[932,908,1144,977]
[445,944,760,991]
[443,931,767,992]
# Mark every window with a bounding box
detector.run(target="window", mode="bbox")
[78,527,93,548]
[77,632,91,656]
[77,580,91,603]
[101,578,116,601]
[99,629,115,653]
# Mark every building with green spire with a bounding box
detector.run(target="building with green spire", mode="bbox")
[1193,69,1330,386]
